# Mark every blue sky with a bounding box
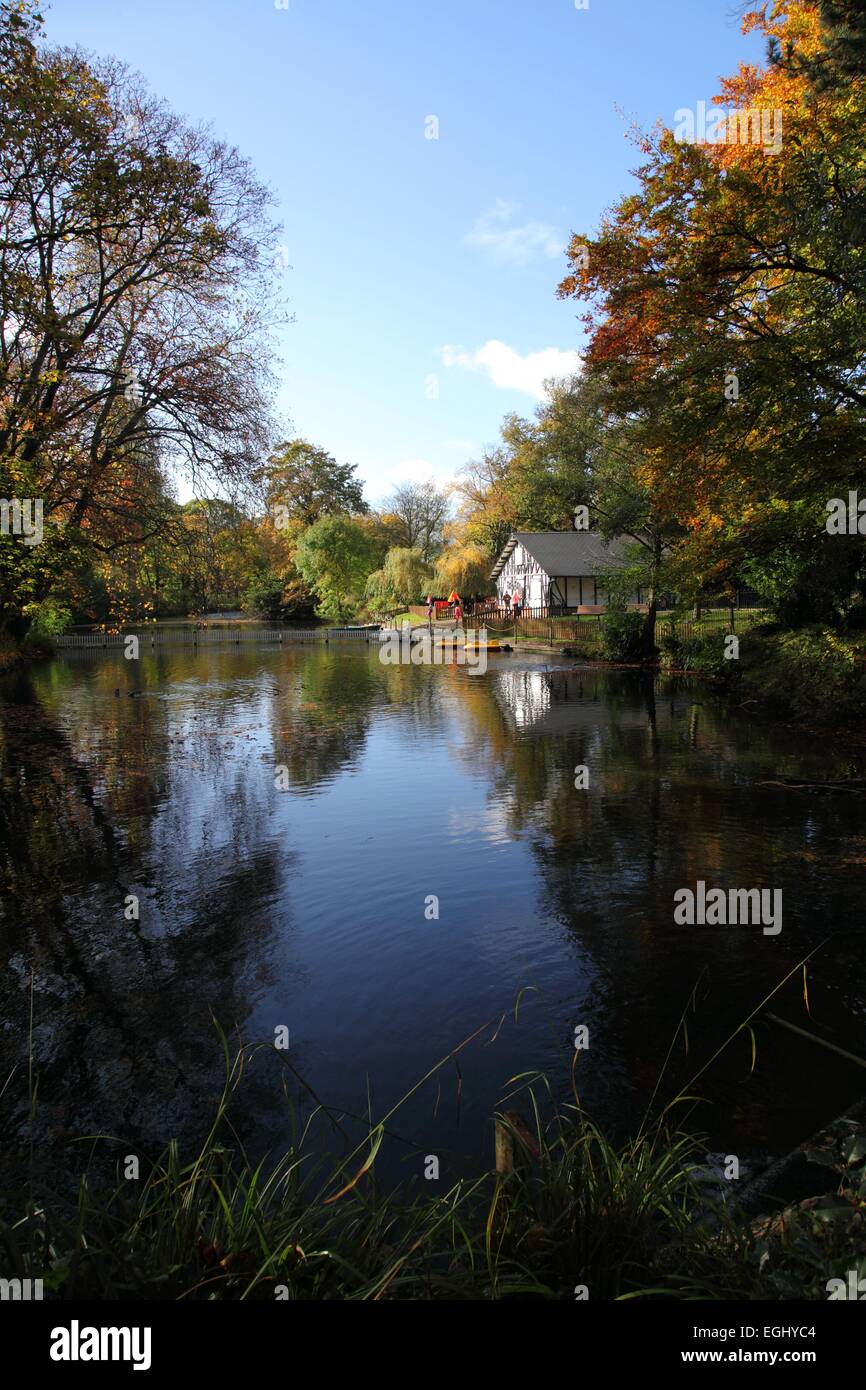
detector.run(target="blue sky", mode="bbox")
[47,0,765,506]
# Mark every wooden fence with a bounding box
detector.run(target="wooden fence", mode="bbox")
[462,614,598,645]
[656,610,764,640]
[467,608,764,646]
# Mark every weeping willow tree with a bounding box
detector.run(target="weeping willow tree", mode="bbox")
[365,547,432,610]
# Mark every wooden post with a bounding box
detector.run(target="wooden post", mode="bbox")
[495,1118,514,1175]
[494,1110,540,1174]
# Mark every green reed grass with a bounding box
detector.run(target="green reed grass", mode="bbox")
[2,964,861,1301]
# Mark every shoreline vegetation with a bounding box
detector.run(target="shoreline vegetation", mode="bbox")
[6,616,866,732]
[4,1018,864,1302]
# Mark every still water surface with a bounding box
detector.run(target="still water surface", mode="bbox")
[1,644,863,1183]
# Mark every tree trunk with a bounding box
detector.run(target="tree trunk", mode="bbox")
[641,588,658,661]
[641,538,662,661]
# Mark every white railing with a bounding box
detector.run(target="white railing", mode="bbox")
[55,627,379,649]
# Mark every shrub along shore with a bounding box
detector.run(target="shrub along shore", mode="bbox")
[664,625,866,727]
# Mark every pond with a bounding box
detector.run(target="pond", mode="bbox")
[1,643,864,1188]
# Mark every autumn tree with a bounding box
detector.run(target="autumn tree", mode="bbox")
[558,0,866,625]
[0,4,282,636]
[772,0,866,88]
[434,540,492,600]
[261,440,368,530]
[451,445,516,558]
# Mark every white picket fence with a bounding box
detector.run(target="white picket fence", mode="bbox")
[55,627,379,649]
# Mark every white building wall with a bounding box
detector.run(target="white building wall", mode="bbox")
[495,541,644,610]
[565,577,581,607]
[497,543,548,606]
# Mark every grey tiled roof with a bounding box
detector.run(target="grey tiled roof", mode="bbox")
[490,531,638,581]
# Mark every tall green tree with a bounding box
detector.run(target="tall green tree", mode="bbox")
[262,441,368,529]
[294,515,378,622]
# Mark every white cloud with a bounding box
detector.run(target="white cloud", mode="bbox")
[465,199,563,267]
[440,340,581,401]
[393,457,435,483]
[385,457,458,492]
